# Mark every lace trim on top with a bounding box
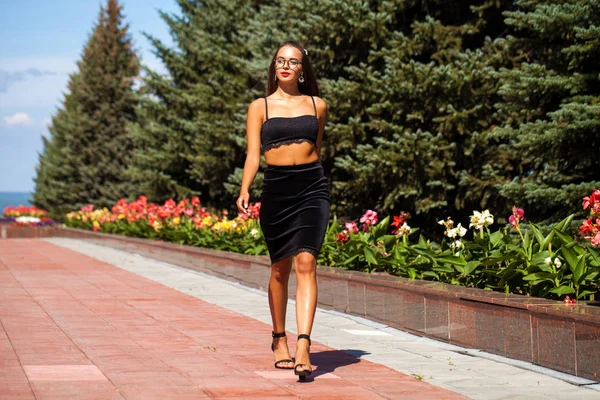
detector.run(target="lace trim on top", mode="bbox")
[262,138,317,152]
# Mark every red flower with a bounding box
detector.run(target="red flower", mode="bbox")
[391,211,411,234]
[582,189,600,211]
[336,231,350,244]
[580,190,600,246]
[580,218,597,236]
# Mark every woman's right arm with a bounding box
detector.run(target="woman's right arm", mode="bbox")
[236,99,263,214]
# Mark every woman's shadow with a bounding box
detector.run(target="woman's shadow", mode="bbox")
[304,349,370,381]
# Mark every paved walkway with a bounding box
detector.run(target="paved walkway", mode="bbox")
[0,238,599,399]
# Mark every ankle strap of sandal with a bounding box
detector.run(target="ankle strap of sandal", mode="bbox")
[297,334,311,345]
[272,331,286,338]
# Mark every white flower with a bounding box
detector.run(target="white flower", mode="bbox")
[396,222,411,237]
[469,212,483,230]
[250,228,259,238]
[554,258,562,268]
[482,209,494,226]
[438,219,445,225]
[446,227,458,239]
[450,240,463,252]
[470,210,494,230]
[544,257,553,265]
[447,224,466,239]
[456,223,467,237]
[16,216,40,223]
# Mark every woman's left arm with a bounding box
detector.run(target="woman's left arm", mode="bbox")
[315,97,328,158]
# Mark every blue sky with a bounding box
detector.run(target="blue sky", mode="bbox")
[0,0,177,192]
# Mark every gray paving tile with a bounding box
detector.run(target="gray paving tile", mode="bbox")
[45,237,600,400]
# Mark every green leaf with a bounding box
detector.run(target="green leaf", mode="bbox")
[341,254,359,265]
[578,290,597,299]
[436,255,467,266]
[489,231,504,248]
[573,255,586,285]
[588,247,600,267]
[379,234,397,246]
[432,265,454,273]
[561,246,580,273]
[463,261,480,276]
[549,286,575,295]
[364,247,378,265]
[554,214,575,232]
[407,268,417,279]
[523,272,554,282]
[530,224,545,247]
[552,228,574,246]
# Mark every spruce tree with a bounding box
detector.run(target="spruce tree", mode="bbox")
[33,75,87,220]
[489,0,600,221]
[129,0,262,206]
[33,0,140,216]
[247,1,512,228]
[331,2,513,228]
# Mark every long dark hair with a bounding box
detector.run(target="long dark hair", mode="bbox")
[267,41,320,97]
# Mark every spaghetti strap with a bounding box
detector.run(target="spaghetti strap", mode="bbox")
[310,96,317,116]
[264,97,269,120]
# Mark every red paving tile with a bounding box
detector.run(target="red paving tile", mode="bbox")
[0,239,467,399]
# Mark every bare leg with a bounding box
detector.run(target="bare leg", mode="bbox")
[268,256,293,368]
[294,252,318,373]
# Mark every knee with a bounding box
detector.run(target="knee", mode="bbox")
[271,265,290,283]
[294,253,316,276]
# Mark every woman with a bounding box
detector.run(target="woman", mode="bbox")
[236,41,329,380]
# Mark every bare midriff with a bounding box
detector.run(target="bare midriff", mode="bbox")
[264,142,319,166]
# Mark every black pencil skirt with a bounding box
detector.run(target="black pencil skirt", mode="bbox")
[260,160,330,264]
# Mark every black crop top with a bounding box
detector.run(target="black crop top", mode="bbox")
[260,96,319,152]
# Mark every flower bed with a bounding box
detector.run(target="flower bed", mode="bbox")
[64,191,600,302]
[2,205,59,227]
[65,196,265,255]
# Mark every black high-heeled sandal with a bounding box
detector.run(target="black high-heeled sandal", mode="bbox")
[294,334,312,381]
[271,331,294,369]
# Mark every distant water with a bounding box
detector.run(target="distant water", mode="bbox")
[0,192,33,214]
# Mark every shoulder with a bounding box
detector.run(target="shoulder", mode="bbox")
[311,96,327,114]
[248,98,266,115]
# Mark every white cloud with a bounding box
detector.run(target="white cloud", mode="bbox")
[0,73,69,108]
[3,112,34,126]
[42,118,53,127]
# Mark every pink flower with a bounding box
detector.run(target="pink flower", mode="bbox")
[592,232,600,247]
[360,210,378,227]
[345,222,359,234]
[508,205,525,228]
